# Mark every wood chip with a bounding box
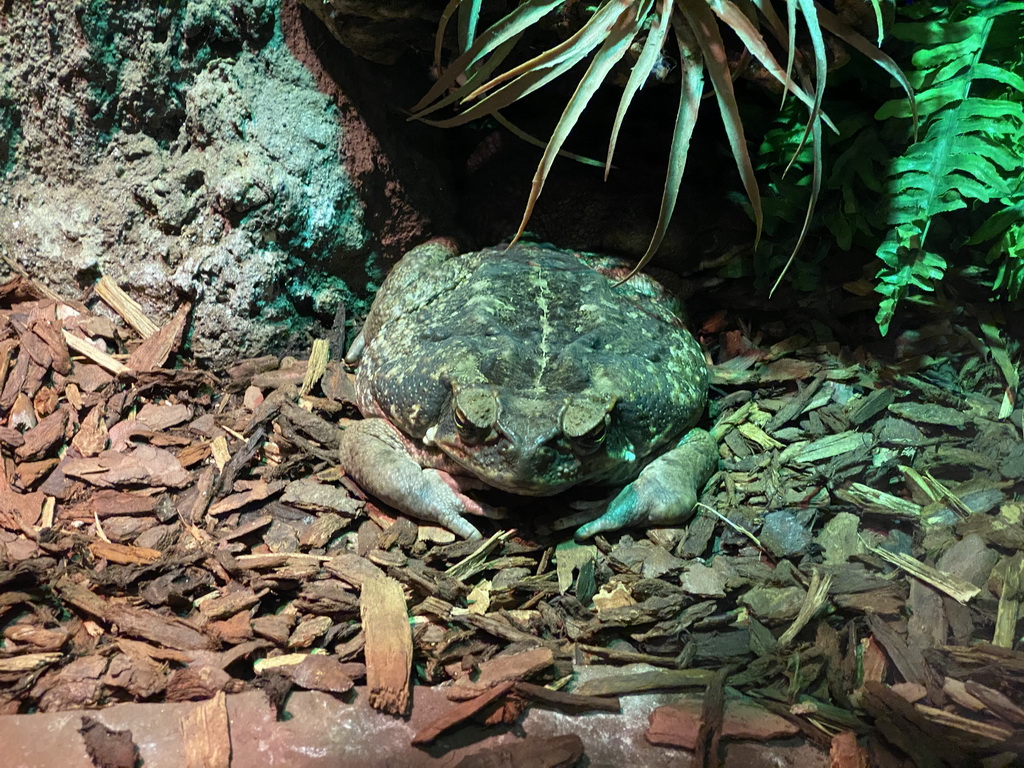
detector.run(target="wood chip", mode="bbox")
[411,681,515,746]
[63,330,130,375]
[448,647,554,701]
[573,668,716,697]
[95,275,160,339]
[181,691,230,768]
[89,541,162,565]
[127,303,190,372]
[647,697,799,749]
[360,574,412,715]
[864,543,981,604]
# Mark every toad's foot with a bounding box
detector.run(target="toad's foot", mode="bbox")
[574,428,717,541]
[339,417,499,540]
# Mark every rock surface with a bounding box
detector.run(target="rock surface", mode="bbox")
[0,0,443,367]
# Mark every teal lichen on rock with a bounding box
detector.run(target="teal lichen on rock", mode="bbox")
[0,0,380,366]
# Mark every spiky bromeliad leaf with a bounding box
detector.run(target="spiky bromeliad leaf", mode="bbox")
[413,0,565,118]
[416,1,911,277]
[873,3,1024,334]
[513,1,645,243]
[638,12,704,271]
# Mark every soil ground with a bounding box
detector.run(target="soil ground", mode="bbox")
[0,262,1021,767]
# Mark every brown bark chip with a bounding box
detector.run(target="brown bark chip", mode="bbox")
[181,690,231,768]
[359,573,412,715]
[127,303,191,372]
[412,681,516,747]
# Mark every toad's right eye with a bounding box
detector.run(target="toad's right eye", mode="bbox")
[451,387,499,443]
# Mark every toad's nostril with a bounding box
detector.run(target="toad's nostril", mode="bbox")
[533,446,557,472]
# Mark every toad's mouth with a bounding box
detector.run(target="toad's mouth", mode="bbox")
[427,432,584,496]
[462,466,580,497]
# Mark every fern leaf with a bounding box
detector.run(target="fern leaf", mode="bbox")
[873,3,1024,334]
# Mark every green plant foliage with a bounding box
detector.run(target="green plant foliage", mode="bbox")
[872,0,1024,334]
[416,1,910,276]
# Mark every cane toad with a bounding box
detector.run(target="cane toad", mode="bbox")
[339,239,717,540]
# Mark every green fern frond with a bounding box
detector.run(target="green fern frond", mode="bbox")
[873,1,1024,334]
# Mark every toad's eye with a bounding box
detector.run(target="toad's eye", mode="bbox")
[562,396,615,455]
[572,418,607,455]
[451,387,498,443]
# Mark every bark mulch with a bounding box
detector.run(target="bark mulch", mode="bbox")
[0,271,1022,767]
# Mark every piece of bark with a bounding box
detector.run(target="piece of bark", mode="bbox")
[0,488,45,529]
[127,303,190,372]
[457,611,555,647]
[321,360,357,405]
[58,580,213,651]
[181,690,231,768]
[298,512,349,549]
[89,540,162,565]
[0,338,17,401]
[289,654,356,694]
[62,489,160,521]
[63,444,191,488]
[70,361,116,392]
[112,605,214,651]
[18,323,55,370]
[286,615,333,649]
[208,480,286,516]
[29,309,72,375]
[326,552,388,589]
[207,611,254,646]
[573,668,716,697]
[513,682,620,713]
[694,668,727,766]
[8,390,37,431]
[34,654,108,711]
[135,402,193,431]
[412,681,515,746]
[963,680,1024,724]
[197,586,261,621]
[0,652,63,673]
[168,666,234,703]
[858,681,949,762]
[360,573,412,715]
[252,614,295,645]
[646,697,799,749]
[14,407,69,461]
[829,731,869,768]
[11,457,59,491]
[71,404,109,456]
[32,385,58,416]
[102,651,169,698]
[449,647,555,701]
[2,622,67,653]
[865,615,926,685]
[226,354,279,383]
[0,425,25,449]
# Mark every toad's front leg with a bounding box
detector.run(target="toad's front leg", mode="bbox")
[339,418,498,540]
[574,428,718,541]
